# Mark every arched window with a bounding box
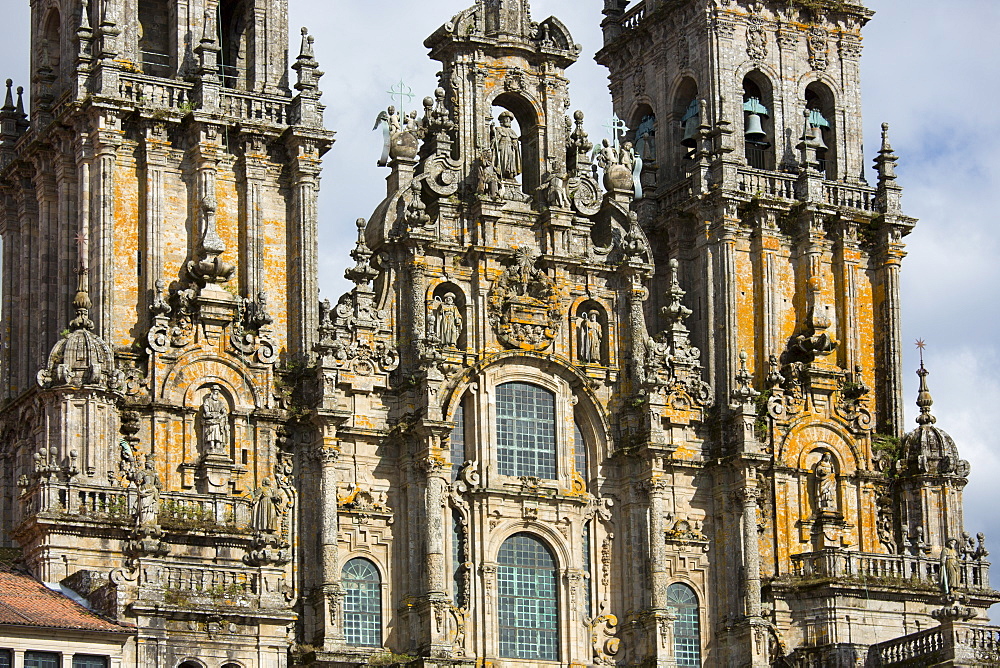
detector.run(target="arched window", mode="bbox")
[671,77,699,178]
[450,398,466,480]
[342,558,382,647]
[667,583,702,667]
[139,0,173,77]
[496,382,556,479]
[498,533,558,660]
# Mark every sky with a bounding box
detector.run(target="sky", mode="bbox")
[1,0,998,588]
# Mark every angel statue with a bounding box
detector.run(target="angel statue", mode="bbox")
[373,105,402,167]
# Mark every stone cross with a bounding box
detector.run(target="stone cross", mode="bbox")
[387,79,415,117]
[603,114,628,149]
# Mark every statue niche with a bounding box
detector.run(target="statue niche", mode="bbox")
[199,384,232,458]
[428,285,466,349]
[575,302,606,365]
[810,450,840,518]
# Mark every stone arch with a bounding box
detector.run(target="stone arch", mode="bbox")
[801,78,838,179]
[668,75,700,177]
[176,660,206,668]
[138,0,174,76]
[487,522,570,570]
[778,419,860,474]
[219,0,252,88]
[537,16,574,51]
[161,352,263,411]
[426,280,467,349]
[489,90,543,196]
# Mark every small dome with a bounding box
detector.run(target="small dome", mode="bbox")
[36,286,117,391]
[900,361,969,478]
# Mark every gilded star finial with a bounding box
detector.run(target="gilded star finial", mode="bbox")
[916,339,926,368]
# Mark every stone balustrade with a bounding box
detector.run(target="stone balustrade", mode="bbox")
[737,168,798,201]
[790,548,991,591]
[825,181,876,211]
[621,4,647,32]
[867,626,946,666]
[118,73,194,112]
[867,620,1000,667]
[24,479,253,532]
[219,89,290,126]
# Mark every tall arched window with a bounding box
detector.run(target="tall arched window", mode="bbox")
[342,558,382,647]
[498,533,558,660]
[574,419,587,479]
[667,583,702,667]
[496,382,556,479]
[742,74,774,170]
[450,398,466,480]
[219,0,250,88]
[805,83,836,180]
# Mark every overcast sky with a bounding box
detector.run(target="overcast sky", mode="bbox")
[1,1,998,587]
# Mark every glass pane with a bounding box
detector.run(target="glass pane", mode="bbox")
[451,401,466,480]
[25,653,60,668]
[498,534,558,660]
[0,650,10,668]
[73,657,108,668]
[574,420,587,479]
[342,558,381,647]
[496,383,556,479]
[667,583,701,667]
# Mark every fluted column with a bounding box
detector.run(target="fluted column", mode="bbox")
[93,113,121,342]
[288,137,322,358]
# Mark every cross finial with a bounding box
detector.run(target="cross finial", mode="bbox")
[387,80,415,116]
[603,113,628,149]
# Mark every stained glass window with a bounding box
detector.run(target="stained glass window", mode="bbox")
[574,420,588,479]
[498,533,559,660]
[497,383,556,479]
[343,557,382,647]
[25,653,59,668]
[451,400,466,480]
[668,583,701,667]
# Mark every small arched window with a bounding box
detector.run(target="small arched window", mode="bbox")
[667,583,702,667]
[805,83,836,179]
[342,558,382,647]
[498,533,558,660]
[742,75,774,170]
[496,382,556,479]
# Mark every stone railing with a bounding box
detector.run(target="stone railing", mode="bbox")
[825,181,876,212]
[867,622,1000,667]
[620,3,647,32]
[867,626,946,667]
[219,89,290,126]
[118,73,194,113]
[24,479,252,532]
[790,549,991,591]
[737,167,797,201]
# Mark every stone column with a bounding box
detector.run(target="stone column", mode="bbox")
[238,132,268,298]
[142,122,169,299]
[740,485,762,618]
[648,478,669,610]
[317,446,344,646]
[93,113,121,342]
[288,136,322,358]
[875,231,906,436]
[423,455,450,595]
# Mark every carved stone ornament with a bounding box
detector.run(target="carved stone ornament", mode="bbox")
[487,247,564,351]
[807,26,829,71]
[747,16,768,61]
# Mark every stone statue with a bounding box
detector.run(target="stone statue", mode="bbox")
[812,452,836,513]
[940,538,962,596]
[251,478,283,534]
[135,461,161,531]
[596,138,618,172]
[539,158,570,209]
[434,293,463,347]
[578,310,602,364]
[491,111,521,180]
[201,384,230,454]
[477,150,501,199]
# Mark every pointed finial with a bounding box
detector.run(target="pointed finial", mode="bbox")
[69,267,94,331]
[915,339,936,426]
[2,80,13,112]
[874,121,899,184]
[80,0,92,31]
[15,86,25,117]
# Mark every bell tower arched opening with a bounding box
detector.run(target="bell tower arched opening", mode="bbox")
[742,73,775,171]
[139,0,174,77]
[219,0,251,88]
[671,77,699,179]
[805,82,837,180]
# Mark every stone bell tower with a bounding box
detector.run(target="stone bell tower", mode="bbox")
[0,0,333,664]
[598,0,999,666]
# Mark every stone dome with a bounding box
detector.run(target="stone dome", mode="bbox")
[36,287,116,391]
[900,363,969,478]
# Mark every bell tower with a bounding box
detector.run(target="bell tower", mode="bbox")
[0,0,333,664]
[597,0,998,666]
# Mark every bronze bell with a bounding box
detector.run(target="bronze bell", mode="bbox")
[745,112,766,141]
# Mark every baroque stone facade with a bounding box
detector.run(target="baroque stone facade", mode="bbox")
[0,0,997,666]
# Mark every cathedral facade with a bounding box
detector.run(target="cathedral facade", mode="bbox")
[0,0,997,666]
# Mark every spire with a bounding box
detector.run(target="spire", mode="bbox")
[2,80,13,113]
[293,27,322,94]
[915,339,936,426]
[874,122,903,214]
[69,269,94,332]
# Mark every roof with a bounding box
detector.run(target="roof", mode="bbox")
[0,566,133,634]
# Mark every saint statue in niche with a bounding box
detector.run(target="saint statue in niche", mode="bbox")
[134,460,161,531]
[491,111,522,180]
[201,384,230,454]
[577,310,602,364]
[812,452,837,513]
[434,292,463,347]
[939,538,962,596]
